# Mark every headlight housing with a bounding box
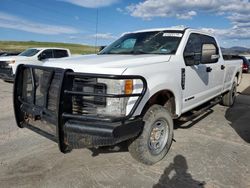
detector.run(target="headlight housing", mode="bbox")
[97,78,143,117]
[7,60,15,64]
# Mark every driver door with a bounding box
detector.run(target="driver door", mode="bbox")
[182,33,218,113]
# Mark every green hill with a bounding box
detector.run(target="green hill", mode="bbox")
[0,41,96,54]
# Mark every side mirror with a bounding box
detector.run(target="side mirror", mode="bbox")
[99,46,106,52]
[38,53,46,61]
[184,51,201,66]
[201,44,219,64]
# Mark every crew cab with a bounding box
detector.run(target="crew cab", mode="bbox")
[0,47,71,81]
[13,28,242,165]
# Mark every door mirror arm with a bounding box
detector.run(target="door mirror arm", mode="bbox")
[38,53,46,61]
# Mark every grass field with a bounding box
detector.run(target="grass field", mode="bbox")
[0,41,96,54]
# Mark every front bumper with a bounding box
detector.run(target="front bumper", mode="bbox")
[14,65,147,153]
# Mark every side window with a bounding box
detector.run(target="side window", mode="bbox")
[42,49,53,59]
[120,38,136,49]
[184,33,219,65]
[53,50,68,58]
[184,33,202,65]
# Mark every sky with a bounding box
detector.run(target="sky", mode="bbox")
[0,0,250,48]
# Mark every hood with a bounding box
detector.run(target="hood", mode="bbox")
[44,54,171,75]
[0,55,34,62]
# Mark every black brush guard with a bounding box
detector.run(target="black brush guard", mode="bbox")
[13,65,147,153]
[0,61,14,81]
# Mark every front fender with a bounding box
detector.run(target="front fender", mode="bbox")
[123,64,183,117]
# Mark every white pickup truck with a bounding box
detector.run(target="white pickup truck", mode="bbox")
[13,28,242,165]
[0,47,71,81]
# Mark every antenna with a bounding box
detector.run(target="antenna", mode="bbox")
[95,8,99,53]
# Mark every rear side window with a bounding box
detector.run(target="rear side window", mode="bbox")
[53,50,68,58]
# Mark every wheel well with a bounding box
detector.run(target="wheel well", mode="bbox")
[235,72,240,84]
[236,72,239,80]
[141,90,176,117]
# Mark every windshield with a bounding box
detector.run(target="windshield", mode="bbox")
[18,49,40,57]
[99,31,183,55]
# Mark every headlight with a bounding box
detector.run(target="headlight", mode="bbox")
[97,78,143,117]
[7,60,15,64]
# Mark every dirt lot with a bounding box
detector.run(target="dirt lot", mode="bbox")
[0,74,250,188]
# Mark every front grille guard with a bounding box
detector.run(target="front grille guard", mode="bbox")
[13,64,147,152]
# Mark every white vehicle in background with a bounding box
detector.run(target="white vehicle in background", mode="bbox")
[14,28,242,165]
[0,47,71,81]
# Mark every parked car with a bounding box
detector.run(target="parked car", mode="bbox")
[243,60,249,73]
[0,48,71,81]
[13,28,242,165]
[0,51,20,56]
[0,52,6,56]
[223,55,249,73]
[239,56,250,73]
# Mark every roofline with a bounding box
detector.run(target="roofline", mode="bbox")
[27,47,69,50]
[121,27,217,38]
[125,26,188,34]
[185,28,216,37]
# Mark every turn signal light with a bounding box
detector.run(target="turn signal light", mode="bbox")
[125,79,133,95]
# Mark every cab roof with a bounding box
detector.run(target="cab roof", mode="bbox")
[124,27,214,38]
[133,26,187,33]
[28,47,69,50]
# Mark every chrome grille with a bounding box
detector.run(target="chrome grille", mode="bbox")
[72,77,106,115]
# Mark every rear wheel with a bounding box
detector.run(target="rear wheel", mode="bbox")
[128,105,173,165]
[221,77,237,106]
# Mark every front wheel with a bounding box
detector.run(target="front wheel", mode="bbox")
[128,105,173,165]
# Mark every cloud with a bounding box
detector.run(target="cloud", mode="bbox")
[88,33,117,40]
[69,35,78,39]
[122,0,250,43]
[176,11,197,19]
[228,13,250,24]
[116,7,124,13]
[0,12,78,35]
[58,0,119,8]
[124,0,250,20]
[202,26,250,40]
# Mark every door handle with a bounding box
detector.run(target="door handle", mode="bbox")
[221,65,225,70]
[206,67,212,72]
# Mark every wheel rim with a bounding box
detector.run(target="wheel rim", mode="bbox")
[148,119,169,155]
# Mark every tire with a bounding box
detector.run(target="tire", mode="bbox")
[221,77,237,107]
[128,104,173,165]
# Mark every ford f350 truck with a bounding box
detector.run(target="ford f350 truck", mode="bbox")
[0,47,71,81]
[13,28,242,165]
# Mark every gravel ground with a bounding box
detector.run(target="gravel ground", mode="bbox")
[0,74,250,188]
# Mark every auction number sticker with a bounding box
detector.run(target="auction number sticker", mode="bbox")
[163,33,183,37]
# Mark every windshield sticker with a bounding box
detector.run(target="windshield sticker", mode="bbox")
[163,33,183,37]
